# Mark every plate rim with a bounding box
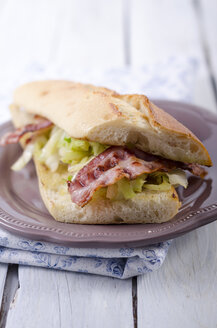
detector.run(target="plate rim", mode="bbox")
[0,203,217,247]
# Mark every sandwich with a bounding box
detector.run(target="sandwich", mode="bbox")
[0,80,212,224]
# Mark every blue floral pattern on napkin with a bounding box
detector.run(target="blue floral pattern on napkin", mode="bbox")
[0,228,171,278]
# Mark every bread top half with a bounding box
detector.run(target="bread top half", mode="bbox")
[13,80,212,166]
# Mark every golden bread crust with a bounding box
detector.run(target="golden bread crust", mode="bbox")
[13,80,212,165]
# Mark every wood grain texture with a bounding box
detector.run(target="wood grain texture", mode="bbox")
[5,266,134,328]
[0,265,19,328]
[134,1,217,327]
[138,222,217,328]
[0,264,8,306]
[199,0,217,91]
[0,0,62,75]
[0,0,124,77]
[53,0,124,69]
[130,0,217,113]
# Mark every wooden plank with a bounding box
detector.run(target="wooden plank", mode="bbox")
[0,0,125,115]
[0,264,8,306]
[199,0,217,96]
[0,265,19,328]
[0,0,62,73]
[130,0,217,113]
[0,0,7,12]
[0,0,124,75]
[131,1,217,327]
[53,0,124,69]
[5,266,134,328]
[137,223,217,328]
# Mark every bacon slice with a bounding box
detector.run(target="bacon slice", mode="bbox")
[132,148,207,178]
[67,147,173,207]
[179,162,207,178]
[68,146,207,207]
[0,119,53,146]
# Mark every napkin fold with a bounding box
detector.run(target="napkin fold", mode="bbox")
[0,57,197,278]
[0,229,171,279]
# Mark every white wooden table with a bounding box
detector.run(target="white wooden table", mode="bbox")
[0,1,217,327]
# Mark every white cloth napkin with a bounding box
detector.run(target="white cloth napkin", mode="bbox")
[0,57,197,278]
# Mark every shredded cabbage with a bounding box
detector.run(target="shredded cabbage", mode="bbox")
[106,184,119,200]
[97,175,147,201]
[11,143,35,171]
[130,174,147,192]
[11,126,107,174]
[94,171,188,201]
[34,135,48,156]
[39,126,62,162]
[37,127,108,173]
[92,187,107,200]
[68,157,93,173]
[166,169,188,188]
[11,125,189,202]
[118,178,136,199]
[11,135,48,171]
[143,175,171,191]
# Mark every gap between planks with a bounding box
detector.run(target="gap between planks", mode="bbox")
[0,265,137,328]
[132,277,138,328]
[5,266,134,328]
[125,1,137,324]
[0,265,19,328]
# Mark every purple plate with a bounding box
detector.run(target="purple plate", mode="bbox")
[0,100,217,248]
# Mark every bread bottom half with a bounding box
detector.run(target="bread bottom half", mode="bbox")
[35,159,181,224]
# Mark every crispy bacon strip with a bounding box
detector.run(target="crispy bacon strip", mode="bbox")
[0,119,53,146]
[67,146,207,207]
[179,163,207,178]
[68,147,171,207]
[132,148,207,178]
